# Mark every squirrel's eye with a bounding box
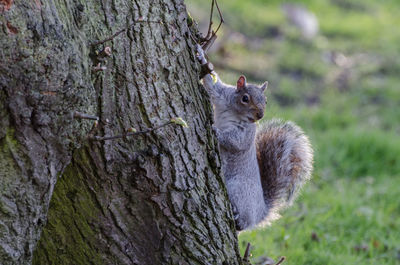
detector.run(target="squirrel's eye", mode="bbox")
[242,94,249,103]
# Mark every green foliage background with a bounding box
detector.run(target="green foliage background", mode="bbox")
[186,0,400,264]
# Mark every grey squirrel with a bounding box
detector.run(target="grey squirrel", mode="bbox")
[196,45,313,231]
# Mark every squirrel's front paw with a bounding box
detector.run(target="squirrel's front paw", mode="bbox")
[235,217,246,231]
[196,44,207,64]
[232,205,245,231]
[232,204,239,220]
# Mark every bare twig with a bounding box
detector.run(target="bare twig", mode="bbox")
[199,0,224,52]
[91,20,162,46]
[74,111,99,121]
[214,0,224,34]
[243,243,251,262]
[202,33,217,53]
[89,121,173,141]
[91,25,132,46]
[92,63,107,72]
[205,0,215,40]
[274,256,286,265]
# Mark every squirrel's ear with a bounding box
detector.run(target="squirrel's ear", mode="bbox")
[236,75,246,91]
[260,81,268,91]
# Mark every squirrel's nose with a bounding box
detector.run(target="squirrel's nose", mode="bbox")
[256,111,264,120]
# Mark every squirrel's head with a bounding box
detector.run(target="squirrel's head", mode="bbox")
[233,75,268,123]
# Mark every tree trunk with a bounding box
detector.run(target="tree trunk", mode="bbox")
[0,0,241,264]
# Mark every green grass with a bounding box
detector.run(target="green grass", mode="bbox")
[185,0,400,263]
[239,176,400,265]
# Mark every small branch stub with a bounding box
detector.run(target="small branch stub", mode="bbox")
[91,20,163,46]
[73,111,99,121]
[92,63,107,72]
[275,256,286,265]
[243,242,251,262]
[200,62,214,79]
[90,117,188,141]
[98,46,112,58]
[199,0,224,50]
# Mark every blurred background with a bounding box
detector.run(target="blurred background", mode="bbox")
[185,0,400,264]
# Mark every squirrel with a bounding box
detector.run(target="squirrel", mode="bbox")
[196,45,313,231]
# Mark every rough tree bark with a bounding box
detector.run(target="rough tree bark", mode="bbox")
[0,0,242,264]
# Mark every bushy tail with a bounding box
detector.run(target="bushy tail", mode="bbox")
[256,119,313,222]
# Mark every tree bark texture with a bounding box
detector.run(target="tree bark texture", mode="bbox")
[0,0,241,264]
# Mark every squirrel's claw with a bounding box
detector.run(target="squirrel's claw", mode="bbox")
[212,125,221,139]
[231,204,242,228]
[196,44,214,79]
[196,44,207,65]
[232,204,239,216]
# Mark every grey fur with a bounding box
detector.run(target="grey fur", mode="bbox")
[256,119,313,225]
[197,45,313,230]
[203,73,268,230]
